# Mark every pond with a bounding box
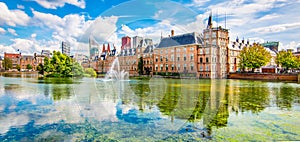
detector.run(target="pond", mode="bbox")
[0,74,300,141]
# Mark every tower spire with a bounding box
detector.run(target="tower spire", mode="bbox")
[207,11,213,29]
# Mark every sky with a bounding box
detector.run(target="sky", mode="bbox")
[0,0,300,56]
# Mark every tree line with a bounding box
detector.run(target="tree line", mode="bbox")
[238,44,300,72]
[2,51,97,77]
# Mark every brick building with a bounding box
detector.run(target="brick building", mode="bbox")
[4,52,21,70]
[95,14,281,78]
[20,55,34,71]
[121,36,131,50]
[0,56,3,70]
[154,32,201,77]
[228,38,251,72]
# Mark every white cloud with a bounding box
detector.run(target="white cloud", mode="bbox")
[251,22,300,34]
[0,37,61,55]
[256,13,281,22]
[17,4,25,9]
[0,44,15,53]
[31,10,121,55]
[280,41,300,51]
[31,33,37,38]
[33,10,93,39]
[32,0,86,9]
[7,28,18,36]
[186,0,211,7]
[185,0,300,45]
[0,27,5,34]
[0,2,30,26]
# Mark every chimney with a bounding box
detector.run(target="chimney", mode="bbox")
[171,30,174,37]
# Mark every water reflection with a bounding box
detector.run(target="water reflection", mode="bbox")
[0,75,300,141]
[276,84,300,110]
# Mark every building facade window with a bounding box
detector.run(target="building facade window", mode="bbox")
[206,57,209,63]
[166,64,168,71]
[171,64,174,71]
[200,57,203,63]
[205,48,210,54]
[191,63,194,71]
[155,65,158,71]
[171,55,174,61]
[160,56,163,62]
[184,64,187,71]
[156,56,158,62]
[206,65,209,71]
[160,64,163,71]
[177,64,180,71]
[184,54,187,61]
[212,32,216,38]
[190,54,194,61]
[199,49,203,54]
[212,39,216,46]
[177,55,180,61]
[200,65,203,71]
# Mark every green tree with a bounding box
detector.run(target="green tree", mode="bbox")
[2,57,12,70]
[138,57,143,75]
[16,64,21,71]
[297,56,300,69]
[276,50,300,71]
[37,63,44,75]
[72,62,84,77]
[43,57,53,73]
[26,64,33,70]
[84,68,97,77]
[238,44,271,72]
[38,51,85,77]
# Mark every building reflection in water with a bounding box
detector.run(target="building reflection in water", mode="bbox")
[1,75,300,140]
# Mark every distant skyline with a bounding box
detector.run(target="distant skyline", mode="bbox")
[0,0,300,55]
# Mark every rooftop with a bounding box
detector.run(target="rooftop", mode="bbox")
[156,32,203,48]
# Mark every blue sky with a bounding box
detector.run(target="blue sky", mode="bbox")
[0,0,300,55]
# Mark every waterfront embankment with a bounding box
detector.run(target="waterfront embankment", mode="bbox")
[228,73,299,82]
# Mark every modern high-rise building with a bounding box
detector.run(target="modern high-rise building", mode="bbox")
[41,50,51,57]
[144,38,153,46]
[121,36,131,50]
[89,37,100,60]
[261,41,280,53]
[132,36,143,48]
[61,41,70,56]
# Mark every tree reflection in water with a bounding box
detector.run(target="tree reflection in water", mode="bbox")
[276,84,299,110]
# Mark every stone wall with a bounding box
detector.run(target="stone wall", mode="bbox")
[228,73,298,82]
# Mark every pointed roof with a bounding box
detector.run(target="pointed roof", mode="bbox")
[156,32,203,48]
[107,43,111,52]
[207,12,212,29]
[102,44,106,53]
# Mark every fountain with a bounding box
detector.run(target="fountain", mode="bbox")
[104,57,129,81]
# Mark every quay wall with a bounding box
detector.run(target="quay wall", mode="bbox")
[228,73,298,82]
